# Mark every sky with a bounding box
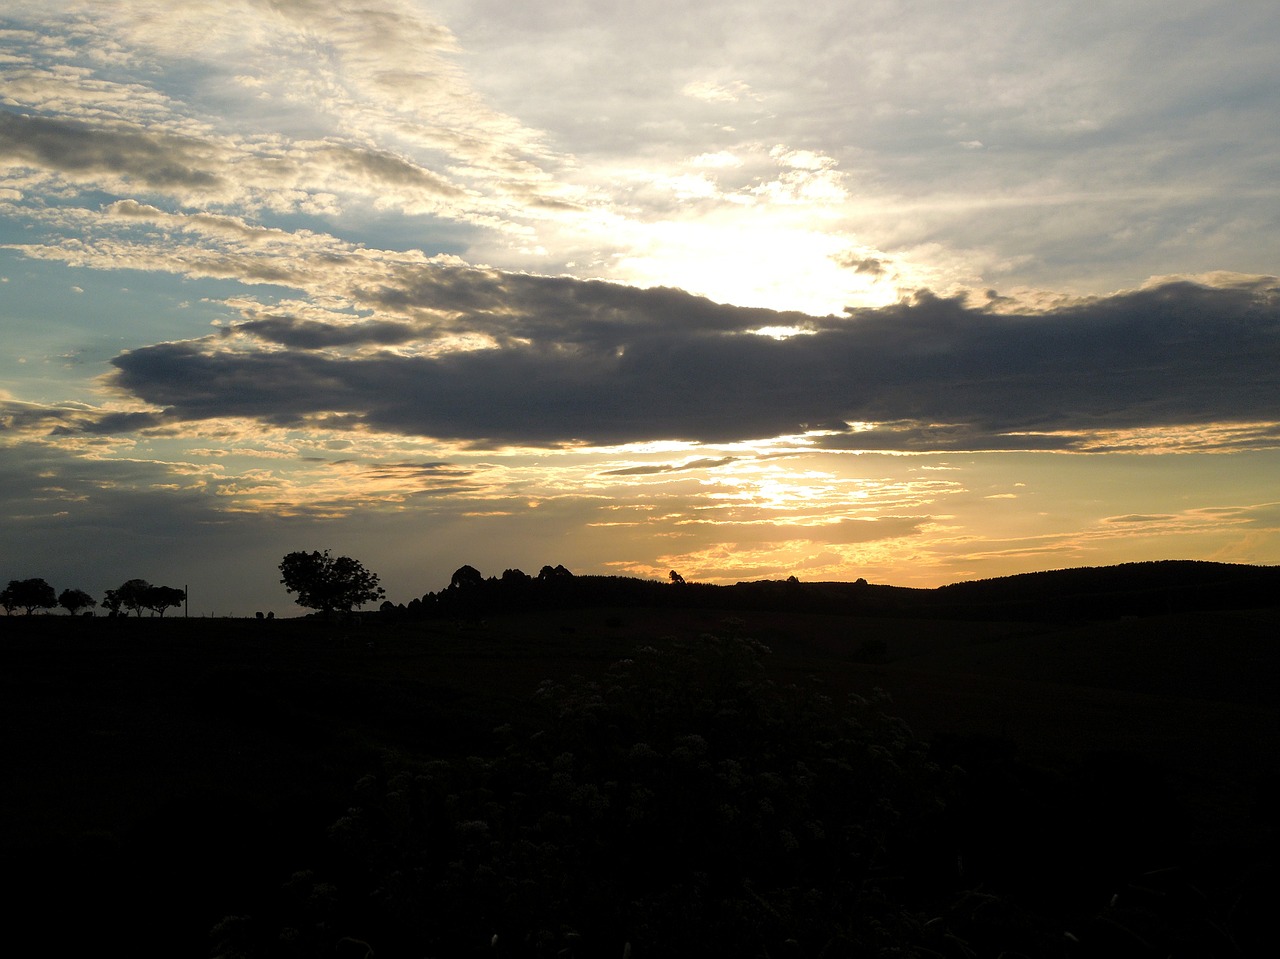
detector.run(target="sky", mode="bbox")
[2,0,1278,616]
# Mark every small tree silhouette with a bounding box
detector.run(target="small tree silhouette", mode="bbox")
[142,585,186,617]
[58,588,97,616]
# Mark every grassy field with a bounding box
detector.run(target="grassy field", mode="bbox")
[3,604,1277,955]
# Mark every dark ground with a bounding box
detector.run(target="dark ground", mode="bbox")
[2,600,1277,956]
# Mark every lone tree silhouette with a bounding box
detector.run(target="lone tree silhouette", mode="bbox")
[1,578,57,615]
[58,588,97,616]
[279,550,384,618]
[142,585,186,618]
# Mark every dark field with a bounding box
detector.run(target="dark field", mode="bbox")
[3,601,1278,957]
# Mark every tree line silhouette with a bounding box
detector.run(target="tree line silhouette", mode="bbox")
[0,577,185,617]
[6,554,1277,621]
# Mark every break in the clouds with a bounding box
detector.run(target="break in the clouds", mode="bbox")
[3,0,1280,609]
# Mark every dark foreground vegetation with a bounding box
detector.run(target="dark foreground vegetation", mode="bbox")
[2,562,1278,957]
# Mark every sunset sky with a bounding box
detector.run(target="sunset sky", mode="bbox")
[2,0,1278,615]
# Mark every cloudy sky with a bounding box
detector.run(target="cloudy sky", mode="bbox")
[2,0,1278,615]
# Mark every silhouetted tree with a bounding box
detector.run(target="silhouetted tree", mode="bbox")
[669,569,686,585]
[111,579,152,617]
[441,565,488,618]
[58,588,97,616]
[142,585,185,617]
[279,550,384,617]
[1,578,58,615]
[449,565,484,591]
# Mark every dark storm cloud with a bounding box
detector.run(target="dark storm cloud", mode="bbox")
[232,316,419,348]
[359,266,804,344]
[0,402,74,434]
[0,400,167,438]
[0,110,222,190]
[93,274,1280,450]
[56,410,173,435]
[810,422,1087,453]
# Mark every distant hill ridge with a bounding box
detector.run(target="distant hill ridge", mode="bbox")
[928,560,1280,617]
[409,559,1278,622]
[938,559,1274,593]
